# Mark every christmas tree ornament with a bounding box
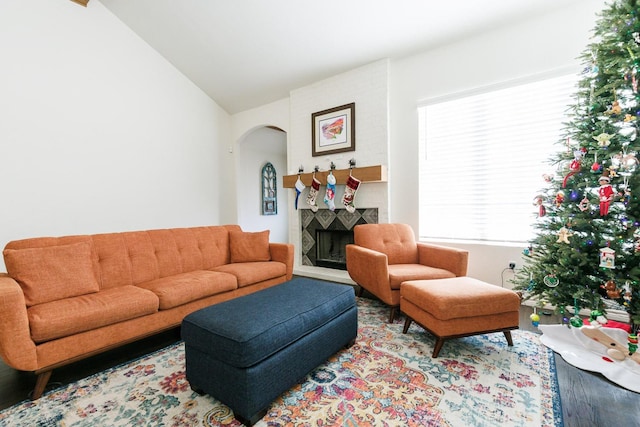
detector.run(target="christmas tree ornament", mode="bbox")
[623,281,633,303]
[533,195,546,217]
[602,279,621,298]
[578,196,591,212]
[341,174,361,213]
[324,172,336,211]
[569,316,584,328]
[622,152,639,171]
[562,150,584,187]
[556,226,572,243]
[306,177,321,212]
[555,191,565,206]
[599,247,616,268]
[530,311,540,327]
[594,133,613,147]
[598,174,614,216]
[543,274,559,288]
[294,177,305,210]
[569,298,583,328]
[605,99,621,115]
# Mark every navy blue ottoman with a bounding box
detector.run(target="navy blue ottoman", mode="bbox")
[181,277,357,426]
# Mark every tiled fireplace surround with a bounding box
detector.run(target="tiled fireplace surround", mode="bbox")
[300,208,378,268]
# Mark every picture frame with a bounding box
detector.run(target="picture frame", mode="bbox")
[312,103,355,157]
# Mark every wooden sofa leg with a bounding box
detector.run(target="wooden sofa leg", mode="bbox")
[504,330,514,347]
[356,286,364,297]
[32,370,52,400]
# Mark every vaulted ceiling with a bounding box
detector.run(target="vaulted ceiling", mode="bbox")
[96,0,584,114]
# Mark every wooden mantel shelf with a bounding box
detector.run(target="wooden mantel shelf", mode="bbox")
[282,165,387,188]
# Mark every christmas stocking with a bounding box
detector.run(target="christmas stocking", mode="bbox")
[294,177,305,210]
[306,177,321,212]
[342,174,361,213]
[324,173,337,211]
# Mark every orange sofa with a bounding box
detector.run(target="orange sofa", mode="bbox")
[0,225,293,399]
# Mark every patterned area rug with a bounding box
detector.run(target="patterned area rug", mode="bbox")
[0,297,562,427]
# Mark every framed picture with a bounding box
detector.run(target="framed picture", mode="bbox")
[312,103,355,157]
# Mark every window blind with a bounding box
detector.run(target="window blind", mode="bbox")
[418,73,578,244]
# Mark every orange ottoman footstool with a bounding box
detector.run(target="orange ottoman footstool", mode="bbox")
[400,277,521,357]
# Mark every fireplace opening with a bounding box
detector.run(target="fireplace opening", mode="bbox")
[315,229,354,270]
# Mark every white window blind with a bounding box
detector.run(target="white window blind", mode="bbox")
[418,73,577,244]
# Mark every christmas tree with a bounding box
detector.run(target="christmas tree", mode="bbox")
[513,0,640,335]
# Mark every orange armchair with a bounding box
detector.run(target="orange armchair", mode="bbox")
[346,223,469,322]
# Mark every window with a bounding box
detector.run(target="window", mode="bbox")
[418,73,578,244]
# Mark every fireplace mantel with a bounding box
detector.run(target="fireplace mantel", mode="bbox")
[282,165,386,187]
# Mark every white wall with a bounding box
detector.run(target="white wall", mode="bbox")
[388,0,602,285]
[0,0,229,270]
[235,127,288,242]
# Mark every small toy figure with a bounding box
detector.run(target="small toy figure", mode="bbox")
[533,195,546,217]
[593,132,613,147]
[598,175,614,216]
[603,279,621,298]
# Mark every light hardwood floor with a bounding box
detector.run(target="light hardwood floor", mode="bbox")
[0,299,638,426]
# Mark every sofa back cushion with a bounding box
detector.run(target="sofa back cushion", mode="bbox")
[3,241,100,306]
[229,230,271,263]
[353,223,419,265]
[4,225,240,291]
[92,226,236,289]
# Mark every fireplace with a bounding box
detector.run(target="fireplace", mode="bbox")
[315,229,354,270]
[300,208,378,269]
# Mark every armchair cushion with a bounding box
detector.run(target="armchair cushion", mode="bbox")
[388,264,456,290]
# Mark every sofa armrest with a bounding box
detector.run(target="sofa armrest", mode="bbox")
[346,244,392,296]
[269,243,294,281]
[0,273,38,371]
[417,242,469,277]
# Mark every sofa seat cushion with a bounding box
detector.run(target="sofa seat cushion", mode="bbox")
[136,271,238,310]
[213,261,286,288]
[28,285,159,343]
[388,264,456,290]
[4,241,100,307]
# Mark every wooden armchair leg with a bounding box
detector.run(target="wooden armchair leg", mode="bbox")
[503,330,514,346]
[356,286,365,297]
[402,317,413,333]
[388,306,398,323]
[432,338,446,358]
[32,370,53,400]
